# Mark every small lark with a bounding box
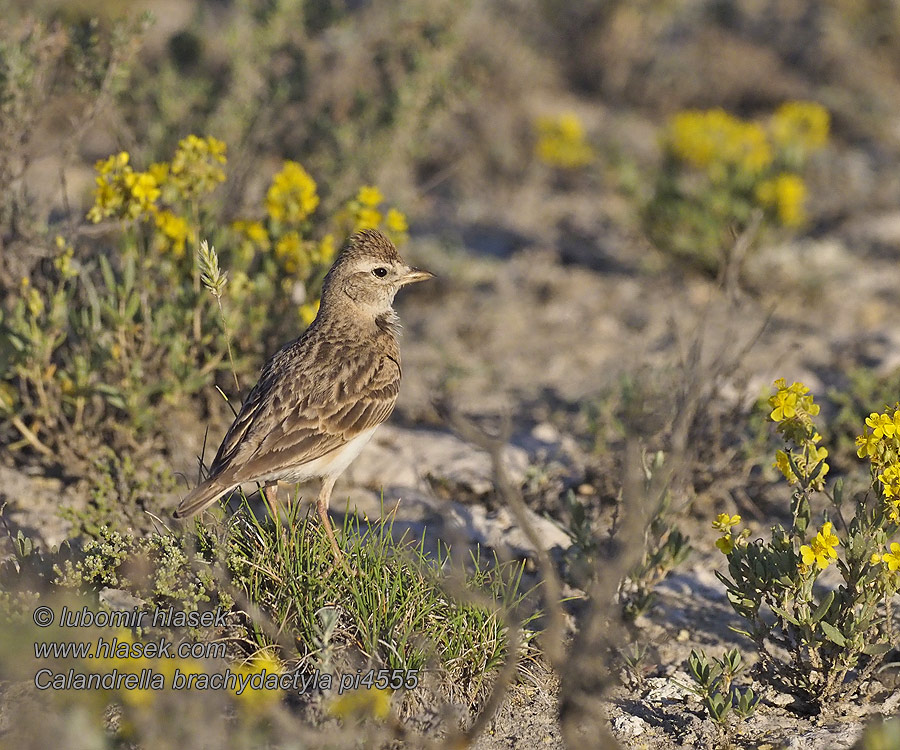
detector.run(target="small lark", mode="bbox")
[174,229,432,560]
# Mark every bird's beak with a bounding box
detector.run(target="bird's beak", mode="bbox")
[399,267,434,286]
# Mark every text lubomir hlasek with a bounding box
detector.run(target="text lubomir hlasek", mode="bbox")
[55,605,229,629]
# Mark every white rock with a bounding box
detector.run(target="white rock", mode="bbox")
[612,714,648,737]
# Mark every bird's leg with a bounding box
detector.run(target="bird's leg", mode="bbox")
[316,476,344,563]
[263,481,279,520]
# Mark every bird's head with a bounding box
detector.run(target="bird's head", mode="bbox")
[320,229,433,318]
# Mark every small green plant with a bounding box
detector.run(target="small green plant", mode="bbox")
[60,448,178,538]
[686,648,760,730]
[619,486,691,619]
[562,450,690,618]
[715,379,900,709]
[619,641,652,690]
[646,101,829,271]
[226,498,535,707]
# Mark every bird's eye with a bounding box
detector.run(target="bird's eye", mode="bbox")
[372,267,388,278]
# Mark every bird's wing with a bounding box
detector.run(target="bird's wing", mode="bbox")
[209,344,400,485]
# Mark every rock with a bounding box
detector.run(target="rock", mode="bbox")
[784,726,863,749]
[445,502,572,557]
[346,424,530,497]
[99,587,146,612]
[612,713,648,738]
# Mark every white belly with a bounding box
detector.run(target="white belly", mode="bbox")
[271,427,378,484]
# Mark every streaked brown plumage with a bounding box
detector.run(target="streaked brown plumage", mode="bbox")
[174,229,432,559]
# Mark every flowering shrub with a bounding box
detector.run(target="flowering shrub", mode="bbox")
[646,101,829,271]
[714,379,899,708]
[534,112,594,169]
[0,135,409,461]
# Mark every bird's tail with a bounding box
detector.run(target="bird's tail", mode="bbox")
[173,479,234,519]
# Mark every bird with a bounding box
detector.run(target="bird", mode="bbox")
[174,229,433,561]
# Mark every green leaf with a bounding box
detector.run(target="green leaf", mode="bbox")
[811,590,834,623]
[819,620,847,647]
[832,478,844,507]
[771,605,800,627]
[862,642,891,656]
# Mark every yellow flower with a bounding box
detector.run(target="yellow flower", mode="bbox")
[799,522,839,570]
[357,185,383,207]
[97,151,130,174]
[232,220,270,250]
[124,171,160,216]
[769,389,798,422]
[771,101,830,151]
[88,152,133,222]
[154,210,191,257]
[311,234,336,265]
[666,109,772,175]
[535,112,594,169]
[880,542,900,571]
[774,450,798,484]
[148,162,169,184]
[330,687,392,722]
[385,208,408,235]
[808,444,829,482]
[715,535,735,555]
[879,464,900,499]
[712,513,741,532]
[866,412,896,440]
[756,173,807,227]
[275,231,310,275]
[266,161,319,224]
[889,500,900,523]
[856,430,880,459]
[231,649,284,711]
[355,207,382,231]
[169,135,227,200]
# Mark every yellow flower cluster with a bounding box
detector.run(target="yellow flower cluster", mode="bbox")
[86,136,227,256]
[872,542,900,572]
[154,210,192,257]
[231,648,285,711]
[667,109,773,175]
[856,405,900,520]
[799,522,839,570]
[167,134,226,200]
[756,173,807,227]
[535,112,594,169]
[266,161,319,225]
[771,101,830,152]
[712,513,749,555]
[87,152,161,223]
[330,687,392,721]
[768,379,828,487]
[337,185,409,245]
[664,102,829,230]
[272,231,336,277]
